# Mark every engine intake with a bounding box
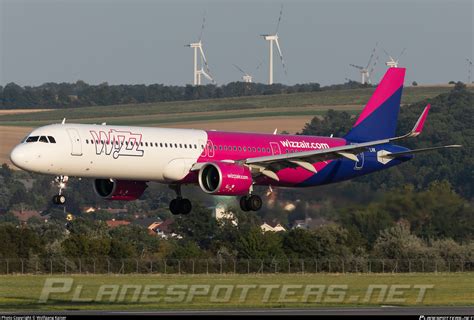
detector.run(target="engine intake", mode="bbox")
[93,179,147,201]
[198,162,252,196]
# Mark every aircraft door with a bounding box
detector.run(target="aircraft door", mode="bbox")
[270,142,281,155]
[67,128,83,156]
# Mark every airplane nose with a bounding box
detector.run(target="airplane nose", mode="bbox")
[10,145,26,168]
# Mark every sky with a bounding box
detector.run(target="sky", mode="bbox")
[0,0,472,87]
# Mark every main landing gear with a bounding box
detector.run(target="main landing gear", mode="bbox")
[239,194,263,212]
[169,185,192,215]
[52,175,68,205]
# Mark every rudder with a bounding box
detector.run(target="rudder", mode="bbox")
[344,68,406,142]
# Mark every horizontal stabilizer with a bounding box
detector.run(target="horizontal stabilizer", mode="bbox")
[382,145,462,159]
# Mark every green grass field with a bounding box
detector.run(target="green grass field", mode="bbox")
[0,86,462,127]
[0,273,472,311]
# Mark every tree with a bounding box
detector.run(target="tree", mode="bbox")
[171,204,218,250]
[372,223,431,259]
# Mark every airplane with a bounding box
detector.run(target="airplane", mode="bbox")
[9,68,461,215]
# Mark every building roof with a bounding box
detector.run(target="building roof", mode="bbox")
[106,219,131,228]
[132,217,163,228]
[11,210,43,222]
[260,221,286,232]
[154,218,174,233]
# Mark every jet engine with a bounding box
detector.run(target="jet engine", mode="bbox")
[93,179,147,201]
[198,162,252,196]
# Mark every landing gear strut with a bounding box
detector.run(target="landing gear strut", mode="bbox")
[239,194,263,212]
[169,185,192,215]
[52,175,68,205]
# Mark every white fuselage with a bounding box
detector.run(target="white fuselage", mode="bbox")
[10,123,207,182]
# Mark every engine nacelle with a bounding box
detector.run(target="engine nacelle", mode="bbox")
[198,162,252,196]
[93,179,147,201]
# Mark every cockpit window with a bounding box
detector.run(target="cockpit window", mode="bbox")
[48,136,56,143]
[26,136,39,143]
[39,136,48,143]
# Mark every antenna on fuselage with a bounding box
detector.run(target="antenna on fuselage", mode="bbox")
[61,118,66,124]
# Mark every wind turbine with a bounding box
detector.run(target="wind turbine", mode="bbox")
[350,43,378,84]
[261,5,287,85]
[233,64,253,83]
[186,15,215,86]
[383,47,406,68]
[467,58,473,84]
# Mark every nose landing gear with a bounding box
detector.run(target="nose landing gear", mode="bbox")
[169,185,192,215]
[52,175,68,205]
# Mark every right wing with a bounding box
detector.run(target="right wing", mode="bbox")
[242,104,456,181]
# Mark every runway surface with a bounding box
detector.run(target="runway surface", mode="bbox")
[4,306,473,316]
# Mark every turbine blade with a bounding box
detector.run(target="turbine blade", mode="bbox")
[275,38,287,75]
[350,64,364,70]
[369,55,379,76]
[199,46,215,83]
[198,14,206,41]
[397,48,406,61]
[233,64,247,75]
[275,4,283,34]
[366,42,378,69]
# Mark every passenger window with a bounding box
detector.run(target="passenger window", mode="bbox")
[238,146,242,151]
[39,136,48,143]
[145,142,148,147]
[160,143,163,147]
[26,136,39,143]
[48,136,56,143]
[257,147,261,152]
[180,144,182,148]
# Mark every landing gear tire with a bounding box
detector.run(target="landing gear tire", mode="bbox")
[180,199,192,215]
[240,195,262,212]
[52,176,68,205]
[169,199,181,215]
[52,195,66,205]
[169,198,192,215]
[239,196,250,212]
[248,194,262,211]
